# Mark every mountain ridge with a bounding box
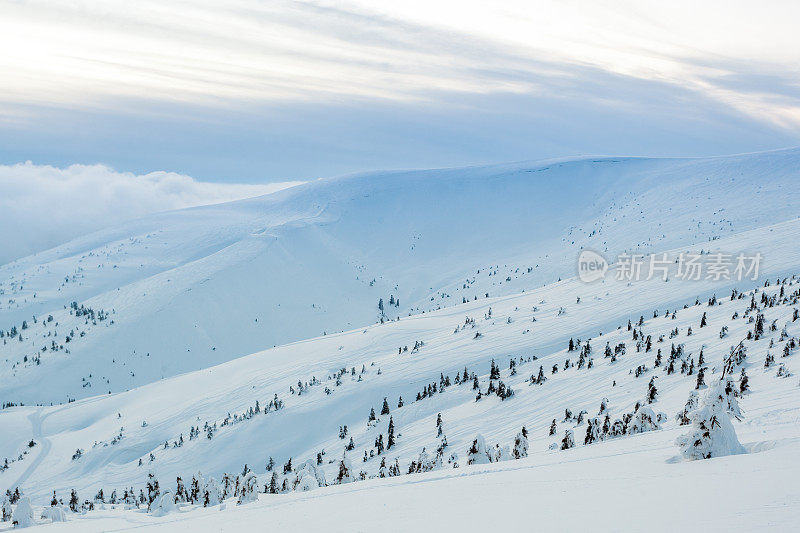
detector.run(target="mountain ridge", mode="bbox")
[1,149,799,404]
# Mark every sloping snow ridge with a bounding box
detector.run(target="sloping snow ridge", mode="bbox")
[1,149,800,531]
[1,149,799,404]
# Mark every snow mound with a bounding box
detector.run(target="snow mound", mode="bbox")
[676,380,746,460]
[149,491,176,517]
[41,505,68,522]
[12,497,35,528]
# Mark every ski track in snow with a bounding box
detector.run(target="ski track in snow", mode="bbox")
[8,410,48,490]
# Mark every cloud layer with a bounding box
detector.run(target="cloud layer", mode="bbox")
[0,162,300,264]
[2,0,800,131]
[0,1,799,183]
[0,0,798,255]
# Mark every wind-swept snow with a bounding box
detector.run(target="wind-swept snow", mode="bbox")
[1,149,800,404]
[2,150,800,531]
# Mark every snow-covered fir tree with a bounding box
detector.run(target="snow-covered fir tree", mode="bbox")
[676,379,746,460]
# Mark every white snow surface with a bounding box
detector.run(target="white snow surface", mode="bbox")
[1,149,799,403]
[1,149,800,530]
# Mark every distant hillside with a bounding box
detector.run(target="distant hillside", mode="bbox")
[1,149,799,403]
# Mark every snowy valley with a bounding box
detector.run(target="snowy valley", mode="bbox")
[1,151,800,531]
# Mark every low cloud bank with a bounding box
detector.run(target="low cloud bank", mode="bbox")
[0,162,301,264]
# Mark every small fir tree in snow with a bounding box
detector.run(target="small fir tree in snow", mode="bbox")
[336,453,353,484]
[237,472,259,504]
[12,497,34,527]
[628,406,662,434]
[203,477,222,506]
[491,444,512,463]
[676,380,745,460]
[560,429,575,450]
[174,477,187,503]
[69,489,79,512]
[189,477,199,503]
[387,417,396,449]
[2,497,12,522]
[375,434,385,455]
[739,368,750,394]
[267,472,280,495]
[145,473,160,509]
[513,429,529,458]
[584,418,601,444]
[647,376,658,403]
[490,359,500,380]
[676,391,699,425]
[695,367,706,390]
[467,435,491,465]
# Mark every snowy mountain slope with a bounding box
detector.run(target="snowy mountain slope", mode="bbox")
[19,436,800,532]
[1,213,799,521]
[1,149,799,404]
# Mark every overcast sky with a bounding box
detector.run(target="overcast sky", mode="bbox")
[1,0,800,261]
